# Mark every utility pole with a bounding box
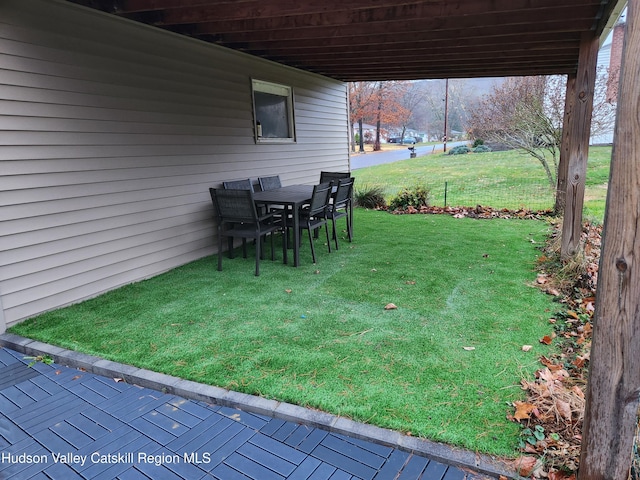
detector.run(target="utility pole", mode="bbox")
[443,78,449,152]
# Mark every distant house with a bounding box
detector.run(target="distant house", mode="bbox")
[352,123,382,143]
[0,0,350,331]
[592,19,625,145]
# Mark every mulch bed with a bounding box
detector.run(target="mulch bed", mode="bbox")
[390,204,553,220]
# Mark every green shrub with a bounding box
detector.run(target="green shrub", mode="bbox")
[389,186,430,210]
[473,145,492,153]
[448,145,471,155]
[472,138,485,148]
[354,184,387,209]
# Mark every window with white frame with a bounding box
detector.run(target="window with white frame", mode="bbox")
[252,79,295,143]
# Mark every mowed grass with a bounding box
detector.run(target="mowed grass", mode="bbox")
[11,210,555,456]
[353,145,612,219]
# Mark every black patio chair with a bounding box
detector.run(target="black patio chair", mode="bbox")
[258,175,282,191]
[319,171,351,184]
[288,182,333,264]
[328,177,355,249]
[223,178,254,191]
[210,187,286,276]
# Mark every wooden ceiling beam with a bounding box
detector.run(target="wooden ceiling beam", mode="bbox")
[225,32,581,53]
[279,51,579,67]
[114,0,427,16]
[188,10,597,40]
[117,0,600,25]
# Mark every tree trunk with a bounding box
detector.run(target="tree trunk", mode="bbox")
[579,3,640,478]
[358,118,364,153]
[560,33,599,260]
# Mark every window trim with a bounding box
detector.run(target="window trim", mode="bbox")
[251,78,296,144]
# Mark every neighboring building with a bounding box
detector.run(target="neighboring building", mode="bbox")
[591,20,625,145]
[606,22,626,103]
[0,0,350,330]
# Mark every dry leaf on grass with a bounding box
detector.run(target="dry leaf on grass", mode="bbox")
[522,345,533,352]
[384,303,397,310]
[540,335,554,345]
[462,346,476,351]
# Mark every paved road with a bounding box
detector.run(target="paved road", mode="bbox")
[350,142,468,170]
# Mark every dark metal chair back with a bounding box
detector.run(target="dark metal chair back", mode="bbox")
[212,188,259,225]
[319,171,350,184]
[333,177,354,209]
[258,175,282,191]
[223,178,254,191]
[307,182,333,217]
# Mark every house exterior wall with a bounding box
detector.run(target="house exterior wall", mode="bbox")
[0,0,350,329]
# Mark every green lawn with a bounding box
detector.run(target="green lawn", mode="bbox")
[353,145,612,219]
[11,211,555,456]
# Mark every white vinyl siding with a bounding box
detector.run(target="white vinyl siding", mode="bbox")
[0,0,350,327]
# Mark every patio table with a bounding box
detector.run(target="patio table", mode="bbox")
[253,184,314,267]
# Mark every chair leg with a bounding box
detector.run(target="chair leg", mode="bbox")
[324,222,331,253]
[307,225,317,263]
[332,216,339,250]
[255,235,261,276]
[282,229,288,264]
[228,237,235,258]
[270,232,275,261]
[218,228,224,271]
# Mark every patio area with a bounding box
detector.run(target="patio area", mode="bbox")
[0,339,509,479]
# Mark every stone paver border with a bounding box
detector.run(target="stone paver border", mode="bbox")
[0,333,521,479]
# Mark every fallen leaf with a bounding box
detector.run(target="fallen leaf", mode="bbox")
[572,356,586,368]
[462,346,476,351]
[555,398,572,421]
[384,303,397,310]
[567,310,580,320]
[549,471,577,480]
[405,280,416,285]
[114,377,124,383]
[55,370,62,375]
[536,274,548,284]
[540,335,554,345]
[522,345,533,352]
[513,456,537,476]
[540,356,564,372]
[547,288,561,296]
[285,289,292,294]
[513,401,537,421]
[572,385,585,399]
[72,375,82,381]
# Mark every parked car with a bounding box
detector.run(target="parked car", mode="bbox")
[388,137,417,144]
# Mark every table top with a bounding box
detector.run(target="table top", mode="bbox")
[253,185,314,205]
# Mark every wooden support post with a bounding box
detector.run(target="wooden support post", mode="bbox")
[560,33,599,259]
[579,2,640,478]
[555,73,576,215]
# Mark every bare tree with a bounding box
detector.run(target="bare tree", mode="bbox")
[468,72,616,200]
